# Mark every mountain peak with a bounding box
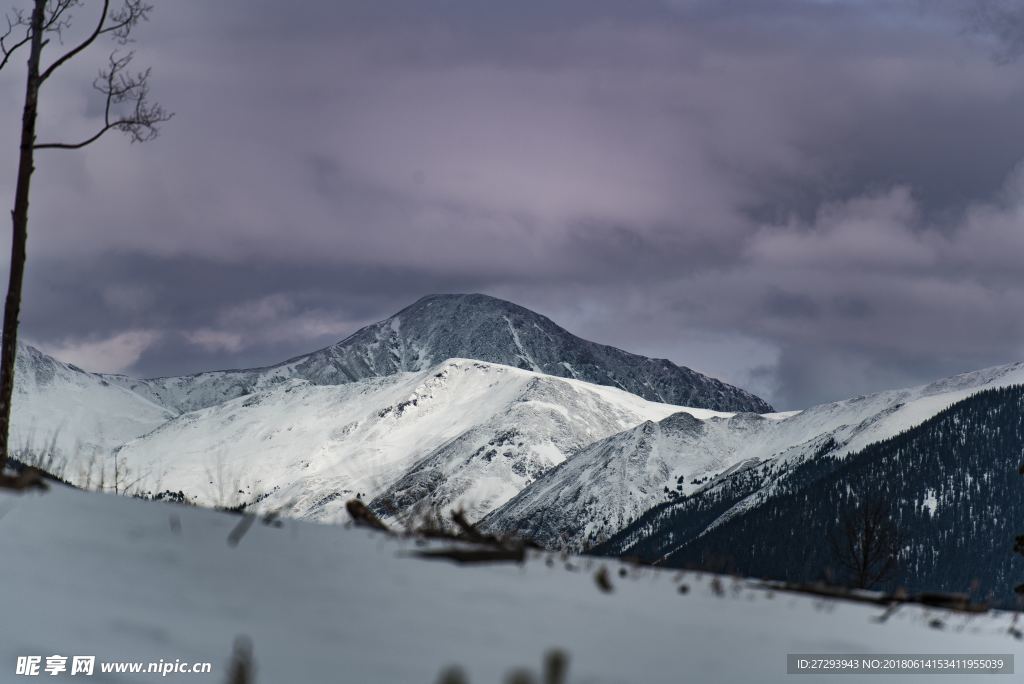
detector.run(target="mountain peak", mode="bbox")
[412,292,504,304]
[98,294,772,414]
[303,293,773,412]
[401,293,549,320]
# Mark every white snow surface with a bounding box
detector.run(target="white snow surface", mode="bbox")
[10,343,174,460]
[11,335,1024,553]
[0,484,1017,684]
[112,359,695,523]
[484,362,1024,550]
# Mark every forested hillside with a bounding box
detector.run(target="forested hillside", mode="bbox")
[600,385,1024,606]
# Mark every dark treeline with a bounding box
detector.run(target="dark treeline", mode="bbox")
[598,385,1024,607]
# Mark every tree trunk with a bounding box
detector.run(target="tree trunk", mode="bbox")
[0,0,46,470]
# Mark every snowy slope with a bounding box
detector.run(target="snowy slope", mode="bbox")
[105,294,772,413]
[113,359,694,523]
[10,342,174,461]
[603,385,1024,606]
[0,484,1017,684]
[483,362,1024,550]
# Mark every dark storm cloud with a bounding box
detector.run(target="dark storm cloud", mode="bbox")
[2,0,1023,407]
[21,252,500,374]
[967,0,1024,63]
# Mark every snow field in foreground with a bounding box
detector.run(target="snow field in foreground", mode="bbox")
[0,484,1019,683]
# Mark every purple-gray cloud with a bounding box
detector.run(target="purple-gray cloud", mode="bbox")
[2,0,1023,408]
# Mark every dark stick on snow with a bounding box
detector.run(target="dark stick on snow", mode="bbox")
[0,465,47,491]
[450,508,502,546]
[411,545,526,565]
[544,649,569,684]
[227,514,256,547]
[225,636,255,684]
[345,499,390,533]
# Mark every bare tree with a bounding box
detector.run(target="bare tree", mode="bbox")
[108,447,143,495]
[0,0,170,477]
[828,497,903,590]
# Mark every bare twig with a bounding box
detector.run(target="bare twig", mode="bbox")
[38,0,109,82]
[410,545,526,565]
[227,514,256,547]
[345,499,391,533]
[0,8,32,71]
[36,49,171,149]
[753,580,990,614]
[450,508,503,546]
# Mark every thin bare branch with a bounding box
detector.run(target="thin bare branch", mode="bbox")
[0,8,32,72]
[828,496,902,590]
[38,0,150,82]
[35,49,171,150]
[3,1,93,72]
[100,0,151,43]
[39,0,82,45]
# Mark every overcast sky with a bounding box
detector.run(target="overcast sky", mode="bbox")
[1,0,1023,409]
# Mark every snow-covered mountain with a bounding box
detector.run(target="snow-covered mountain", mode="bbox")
[598,383,1024,606]
[9,342,174,461]
[482,361,1024,550]
[7,294,767,505]
[6,292,769,530]
[112,359,700,523]
[105,294,772,413]
[13,290,1023,575]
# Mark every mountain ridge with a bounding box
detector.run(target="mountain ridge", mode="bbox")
[111,358,701,523]
[481,360,1024,550]
[9,342,175,460]
[597,384,1024,606]
[103,293,773,413]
